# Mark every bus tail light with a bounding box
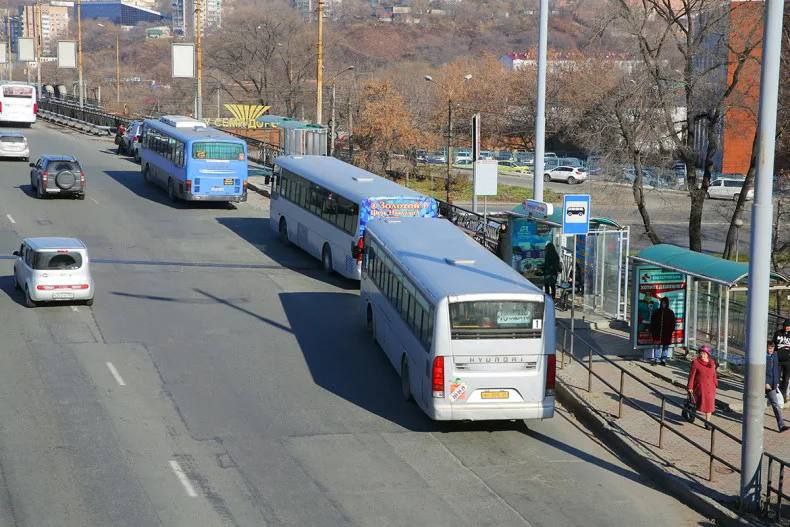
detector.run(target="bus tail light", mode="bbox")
[243,180,248,190]
[0,101,3,113]
[351,237,364,262]
[33,102,37,114]
[432,356,445,398]
[184,179,192,193]
[545,354,556,396]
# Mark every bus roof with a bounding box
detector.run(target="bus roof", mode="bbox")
[366,217,545,303]
[142,117,246,144]
[275,155,426,204]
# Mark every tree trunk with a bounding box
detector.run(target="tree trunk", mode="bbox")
[722,131,759,259]
[688,188,706,252]
[632,155,662,244]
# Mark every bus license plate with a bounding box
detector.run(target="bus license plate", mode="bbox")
[481,391,509,400]
[223,178,234,185]
[211,186,223,192]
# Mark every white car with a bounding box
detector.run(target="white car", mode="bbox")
[544,166,588,184]
[13,237,95,307]
[0,132,29,160]
[707,177,753,201]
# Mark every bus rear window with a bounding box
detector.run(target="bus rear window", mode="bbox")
[3,86,34,98]
[192,142,245,161]
[450,301,543,339]
[33,251,83,270]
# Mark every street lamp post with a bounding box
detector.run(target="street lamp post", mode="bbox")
[424,74,472,205]
[734,218,744,262]
[77,0,84,108]
[328,65,354,157]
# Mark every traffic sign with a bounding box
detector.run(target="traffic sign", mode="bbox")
[562,194,591,236]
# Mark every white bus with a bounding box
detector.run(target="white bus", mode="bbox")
[0,83,37,126]
[270,155,439,279]
[360,217,556,421]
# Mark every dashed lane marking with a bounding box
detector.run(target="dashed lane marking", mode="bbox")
[6,214,15,224]
[169,460,198,497]
[106,362,126,387]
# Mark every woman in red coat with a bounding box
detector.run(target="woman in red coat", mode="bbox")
[687,345,718,428]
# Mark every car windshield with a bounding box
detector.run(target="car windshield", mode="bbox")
[33,251,83,270]
[0,136,25,143]
[48,161,79,172]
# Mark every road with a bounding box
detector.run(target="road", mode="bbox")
[0,122,708,526]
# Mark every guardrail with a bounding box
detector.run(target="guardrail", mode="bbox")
[555,322,790,521]
[437,201,504,254]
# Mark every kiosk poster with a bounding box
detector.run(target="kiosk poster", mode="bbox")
[509,218,554,284]
[635,266,686,346]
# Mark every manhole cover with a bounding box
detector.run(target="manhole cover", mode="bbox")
[36,219,52,226]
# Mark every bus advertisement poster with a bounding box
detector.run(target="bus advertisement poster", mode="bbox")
[508,217,553,286]
[634,266,687,347]
[358,196,439,236]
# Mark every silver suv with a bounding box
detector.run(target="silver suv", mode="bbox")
[30,155,85,200]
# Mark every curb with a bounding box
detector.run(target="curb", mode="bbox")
[247,181,270,198]
[555,379,763,526]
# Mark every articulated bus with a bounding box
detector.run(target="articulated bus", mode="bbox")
[0,83,37,126]
[140,115,248,203]
[270,155,438,279]
[361,217,556,421]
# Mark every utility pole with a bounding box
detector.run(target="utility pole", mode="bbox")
[740,0,784,512]
[115,32,120,103]
[533,0,548,202]
[194,0,203,119]
[347,93,353,160]
[471,112,481,213]
[77,0,83,107]
[315,0,324,124]
[446,98,452,204]
[34,0,42,99]
[329,83,336,156]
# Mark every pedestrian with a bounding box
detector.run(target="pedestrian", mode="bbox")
[543,242,561,301]
[765,340,789,432]
[687,345,718,429]
[773,318,790,400]
[649,297,676,366]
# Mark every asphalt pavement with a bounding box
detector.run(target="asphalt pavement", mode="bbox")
[0,122,708,526]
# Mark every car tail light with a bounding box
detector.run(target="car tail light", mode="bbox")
[545,354,556,396]
[36,285,54,290]
[70,284,89,290]
[432,356,445,398]
[36,284,89,291]
[185,179,192,192]
[80,171,85,183]
[33,102,37,114]
[42,171,48,182]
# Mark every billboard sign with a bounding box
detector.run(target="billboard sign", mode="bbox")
[473,159,498,196]
[171,43,194,78]
[57,41,76,69]
[633,266,687,348]
[18,38,35,62]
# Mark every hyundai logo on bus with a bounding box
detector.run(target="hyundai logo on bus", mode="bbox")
[562,194,591,236]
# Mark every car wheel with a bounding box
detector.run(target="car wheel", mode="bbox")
[167,179,177,202]
[706,191,711,199]
[733,193,740,202]
[322,244,333,275]
[36,180,44,199]
[24,286,36,308]
[401,356,412,402]
[55,171,77,191]
[77,194,85,200]
[568,176,576,185]
[84,297,94,307]
[278,217,289,245]
[543,173,551,182]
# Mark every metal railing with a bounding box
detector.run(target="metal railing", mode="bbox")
[555,322,790,520]
[437,200,504,253]
[39,97,130,131]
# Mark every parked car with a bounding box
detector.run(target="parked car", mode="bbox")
[497,160,531,174]
[426,153,447,164]
[494,150,513,161]
[119,120,143,161]
[453,158,474,168]
[12,237,94,307]
[515,151,534,165]
[707,177,753,201]
[0,132,29,161]
[544,166,588,184]
[479,150,495,160]
[29,155,85,200]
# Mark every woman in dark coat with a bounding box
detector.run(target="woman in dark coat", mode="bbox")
[543,242,561,300]
[687,345,718,428]
[649,297,676,366]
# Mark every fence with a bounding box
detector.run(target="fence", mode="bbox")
[438,201,504,254]
[556,322,790,522]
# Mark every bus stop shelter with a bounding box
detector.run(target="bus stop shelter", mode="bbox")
[630,244,789,368]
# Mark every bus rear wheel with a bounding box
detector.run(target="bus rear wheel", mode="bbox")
[168,179,177,202]
[322,244,333,275]
[278,217,289,245]
[401,357,412,402]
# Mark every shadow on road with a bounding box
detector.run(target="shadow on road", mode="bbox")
[103,169,237,210]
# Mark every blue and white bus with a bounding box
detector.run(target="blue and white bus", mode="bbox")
[140,115,248,203]
[361,217,555,421]
[270,155,439,279]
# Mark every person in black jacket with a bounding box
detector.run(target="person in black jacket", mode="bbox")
[766,340,789,432]
[649,297,675,366]
[774,319,790,400]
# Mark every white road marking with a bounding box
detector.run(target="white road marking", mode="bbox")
[169,460,198,497]
[89,196,99,204]
[106,362,126,387]
[5,214,15,224]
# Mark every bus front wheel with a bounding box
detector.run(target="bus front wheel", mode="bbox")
[278,218,289,245]
[401,356,412,402]
[322,244,333,275]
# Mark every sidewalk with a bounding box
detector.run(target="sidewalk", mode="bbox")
[555,309,787,525]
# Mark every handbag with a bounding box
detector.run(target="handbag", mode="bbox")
[777,388,785,407]
[681,393,697,423]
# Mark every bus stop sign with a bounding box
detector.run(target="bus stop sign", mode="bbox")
[562,194,591,236]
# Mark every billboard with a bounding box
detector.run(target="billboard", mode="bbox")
[634,266,687,348]
[57,41,76,69]
[171,43,194,78]
[18,38,35,62]
[0,44,5,64]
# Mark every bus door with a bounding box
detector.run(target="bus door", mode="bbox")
[446,299,547,409]
[190,142,247,197]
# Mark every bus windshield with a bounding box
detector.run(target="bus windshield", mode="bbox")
[192,142,245,161]
[358,196,438,236]
[450,300,544,338]
[3,86,34,98]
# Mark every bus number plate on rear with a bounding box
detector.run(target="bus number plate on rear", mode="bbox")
[223,178,234,185]
[481,391,509,400]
